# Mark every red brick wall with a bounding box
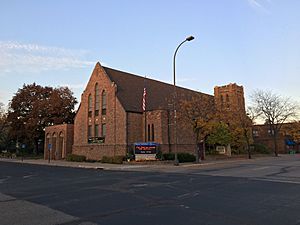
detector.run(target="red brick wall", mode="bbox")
[127,112,143,143]
[253,124,287,153]
[143,109,196,154]
[144,110,167,143]
[214,83,245,114]
[72,144,127,160]
[73,63,127,160]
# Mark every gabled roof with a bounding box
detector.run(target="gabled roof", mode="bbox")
[103,66,213,113]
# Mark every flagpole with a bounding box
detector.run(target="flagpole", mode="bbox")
[143,76,147,142]
[144,108,147,142]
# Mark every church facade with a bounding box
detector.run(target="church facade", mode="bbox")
[44,62,245,160]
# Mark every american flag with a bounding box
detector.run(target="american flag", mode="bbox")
[142,87,146,111]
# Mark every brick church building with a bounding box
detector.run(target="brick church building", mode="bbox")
[44,62,245,160]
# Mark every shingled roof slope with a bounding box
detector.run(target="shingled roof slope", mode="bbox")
[103,66,213,113]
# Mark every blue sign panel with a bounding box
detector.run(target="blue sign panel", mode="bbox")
[134,142,159,154]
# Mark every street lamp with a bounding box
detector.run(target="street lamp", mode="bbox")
[173,35,195,166]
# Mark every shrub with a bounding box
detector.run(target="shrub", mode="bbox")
[156,150,163,160]
[162,152,196,162]
[252,143,271,154]
[101,155,124,164]
[66,154,86,162]
[205,147,218,155]
[177,153,196,163]
[85,159,98,163]
[126,151,135,161]
[101,156,112,163]
[0,151,12,158]
[162,153,175,160]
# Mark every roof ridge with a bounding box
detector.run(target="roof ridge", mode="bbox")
[103,66,210,96]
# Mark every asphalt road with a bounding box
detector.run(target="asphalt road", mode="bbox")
[1,156,300,225]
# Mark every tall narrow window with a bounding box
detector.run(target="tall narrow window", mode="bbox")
[147,124,150,142]
[88,125,92,138]
[225,94,230,109]
[226,94,230,103]
[94,124,99,137]
[102,91,107,115]
[87,125,92,143]
[95,83,100,116]
[220,95,224,104]
[102,124,106,137]
[151,124,155,141]
[88,94,92,117]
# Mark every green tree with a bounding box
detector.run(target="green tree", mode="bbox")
[225,109,255,158]
[207,122,232,147]
[0,102,9,150]
[7,83,77,155]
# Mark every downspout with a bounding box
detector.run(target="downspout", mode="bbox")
[167,109,171,153]
[126,112,129,156]
[113,83,117,157]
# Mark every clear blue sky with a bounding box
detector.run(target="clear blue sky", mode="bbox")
[0,0,299,108]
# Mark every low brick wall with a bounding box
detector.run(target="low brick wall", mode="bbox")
[72,144,127,160]
[156,144,197,155]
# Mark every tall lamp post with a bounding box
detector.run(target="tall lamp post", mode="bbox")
[173,35,195,166]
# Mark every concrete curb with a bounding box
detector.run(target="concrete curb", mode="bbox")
[0,154,292,172]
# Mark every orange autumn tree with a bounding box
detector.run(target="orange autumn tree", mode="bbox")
[7,83,77,155]
[178,93,215,161]
[281,121,300,146]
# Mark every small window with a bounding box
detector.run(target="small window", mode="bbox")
[253,130,259,137]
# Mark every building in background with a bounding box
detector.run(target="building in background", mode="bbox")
[252,123,300,154]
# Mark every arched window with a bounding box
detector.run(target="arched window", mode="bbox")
[46,133,50,152]
[88,94,92,117]
[52,133,57,160]
[59,132,64,159]
[95,83,100,116]
[102,91,107,115]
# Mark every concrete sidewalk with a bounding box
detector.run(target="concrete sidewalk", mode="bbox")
[0,155,282,173]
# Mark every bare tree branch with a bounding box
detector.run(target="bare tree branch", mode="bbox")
[250,89,299,156]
